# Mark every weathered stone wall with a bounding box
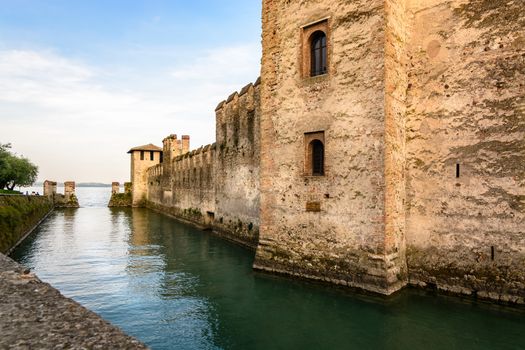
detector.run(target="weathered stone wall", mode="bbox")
[0,195,53,254]
[384,0,409,289]
[255,0,409,294]
[112,182,119,194]
[404,0,525,304]
[142,82,260,248]
[214,81,261,248]
[135,0,524,304]
[147,144,216,228]
[131,150,161,206]
[43,180,79,208]
[43,180,56,197]
[108,182,132,208]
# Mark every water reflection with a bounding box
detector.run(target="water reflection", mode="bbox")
[11,208,525,350]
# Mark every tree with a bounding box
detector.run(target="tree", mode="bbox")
[4,156,38,190]
[0,144,38,190]
[0,143,12,189]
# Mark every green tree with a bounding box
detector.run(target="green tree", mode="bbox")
[4,156,38,190]
[0,144,38,190]
[0,143,13,189]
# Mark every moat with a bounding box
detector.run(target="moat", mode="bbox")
[11,188,525,350]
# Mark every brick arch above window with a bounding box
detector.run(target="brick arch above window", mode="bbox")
[301,18,330,79]
[304,131,325,176]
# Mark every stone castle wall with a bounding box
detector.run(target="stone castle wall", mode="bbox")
[143,79,261,248]
[147,143,216,228]
[43,180,79,208]
[108,182,132,207]
[253,0,523,303]
[214,81,261,248]
[255,0,407,295]
[133,0,524,304]
[403,0,525,303]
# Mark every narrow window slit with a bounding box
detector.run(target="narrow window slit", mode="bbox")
[456,163,460,178]
[491,246,495,261]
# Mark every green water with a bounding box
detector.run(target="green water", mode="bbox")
[11,205,525,350]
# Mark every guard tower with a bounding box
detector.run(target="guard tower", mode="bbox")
[128,144,163,206]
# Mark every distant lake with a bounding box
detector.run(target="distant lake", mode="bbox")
[20,185,117,207]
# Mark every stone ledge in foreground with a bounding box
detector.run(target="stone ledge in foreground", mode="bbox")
[0,253,148,349]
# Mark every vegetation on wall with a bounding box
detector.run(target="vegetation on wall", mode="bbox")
[0,195,53,254]
[108,192,132,207]
[0,143,38,191]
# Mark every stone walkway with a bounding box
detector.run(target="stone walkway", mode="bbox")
[0,253,148,349]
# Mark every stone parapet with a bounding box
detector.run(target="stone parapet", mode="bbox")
[108,182,132,207]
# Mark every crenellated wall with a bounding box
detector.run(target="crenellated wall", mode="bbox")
[140,79,261,248]
[147,142,216,228]
[129,0,524,305]
[214,81,261,248]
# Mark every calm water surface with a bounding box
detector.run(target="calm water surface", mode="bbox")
[11,188,525,349]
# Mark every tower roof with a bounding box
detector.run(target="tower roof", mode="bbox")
[127,143,162,154]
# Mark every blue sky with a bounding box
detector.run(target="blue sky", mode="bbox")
[0,0,262,183]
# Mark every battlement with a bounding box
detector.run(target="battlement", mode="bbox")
[172,142,216,162]
[125,0,525,304]
[215,79,260,157]
[173,143,215,172]
[147,164,163,179]
[215,78,260,113]
[162,134,190,162]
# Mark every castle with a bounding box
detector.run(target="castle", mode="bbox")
[123,0,524,304]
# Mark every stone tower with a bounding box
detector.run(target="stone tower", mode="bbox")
[255,0,524,301]
[128,144,163,207]
[254,0,410,294]
[162,134,190,173]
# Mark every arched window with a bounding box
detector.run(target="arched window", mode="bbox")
[310,31,327,77]
[310,140,324,175]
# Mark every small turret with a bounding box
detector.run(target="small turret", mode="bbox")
[128,143,163,206]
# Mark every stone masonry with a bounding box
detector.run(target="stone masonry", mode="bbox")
[43,180,79,208]
[128,0,524,304]
[141,80,261,249]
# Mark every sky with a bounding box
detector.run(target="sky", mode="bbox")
[0,0,262,183]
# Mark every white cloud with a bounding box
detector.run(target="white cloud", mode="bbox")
[0,45,260,183]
